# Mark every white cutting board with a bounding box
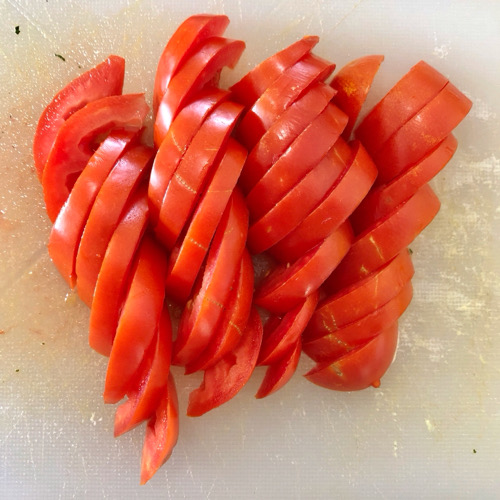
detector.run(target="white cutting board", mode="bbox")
[1,0,499,498]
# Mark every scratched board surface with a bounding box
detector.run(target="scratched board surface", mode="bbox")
[1,0,499,498]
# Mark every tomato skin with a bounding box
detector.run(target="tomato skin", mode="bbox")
[33,55,125,181]
[42,93,149,222]
[304,321,399,391]
[187,308,263,417]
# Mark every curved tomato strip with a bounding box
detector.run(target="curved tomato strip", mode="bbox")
[330,54,384,139]
[172,190,249,367]
[48,129,139,288]
[230,35,319,107]
[140,373,179,485]
[88,188,149,356]
[153,14,229,115]
[103,234,168,404]
[165,138,247,304]
[304,321,399,391]
[154,36,245,146]
[270,139,377,263]
[187,308,263,417]
[156,100,244,250]
[254,222,353,314]
[75,145,153,306]
[33,55,125,181]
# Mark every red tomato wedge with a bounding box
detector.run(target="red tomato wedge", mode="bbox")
[164,138,247,304]
[328,183,440,291]
[330,54,384,139]
[156,100,244,250]
[149,88,229,225]
[103,234,168,404]
[304,321,399,391]
[153,14,229,115]
[88,188,149,357]
[255,337,302,399]
[236,53,335,150]
[351,134,457,233]
[254,222,353,314]
[33,55,125,181]
[172,190,249,367]
[154,36,245,146]
[75,145,154,306]
[48,129,139,288]
[42,93,149,222]
[269,139,377,263]
[114,307,172,438]
[185,249,254,374]
[258,291,318,366]
[372,82,472,183]
[187,308,263,417]
[239,82,335,193]
[140,373,179,485]
[230,35,319,107]
[354,60,449,155]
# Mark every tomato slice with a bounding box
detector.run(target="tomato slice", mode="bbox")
[172,190,249,367]
[75,145,154,306]
[330,54,384,139]
[186,308,263,417]
[354,60,449,155]
[48,128,139,289]
[254,222,353,314]
[154,36,245,146]
[140,373,179,485]
[239,82,335,193]
[372,82,472,183]
[88,188,149,356]
[103,234,168,404]
[258,291,318,366]
[155,100,244,250]
[149,88,229,225]
[304,321,399,391]
[351,134,457,234]
[230,35,319,107]
[185,249,254,374]
[114,307,172,438]
[42,93,149,222]
[33,55,125,181]
[153,14,229,115]
[255,337,302,399]
[165,138,247,304]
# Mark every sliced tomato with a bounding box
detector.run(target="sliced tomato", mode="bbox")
[255,337,302,399]
[351,134,457,233]
[140,373,179,485]
[155,100,244,250]
[48,128,139,289]
[33,55,125,181]
[103,234,168,404]
[187,308,263,417]
[258,291,318,366]
[75,145,153,306]
[88,188,149,357]
[330,54,384,139]
[154,36,245,146]
[172,190,248,367]
[254,222,353,314]
[42,93,149,222]
[354,60,449,155]
[153,14,229,115]
[165,138,247,304]
[304,321,399,391]
[230,35,319,107]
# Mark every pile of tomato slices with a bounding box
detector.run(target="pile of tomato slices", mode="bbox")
[33,14,471,483]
